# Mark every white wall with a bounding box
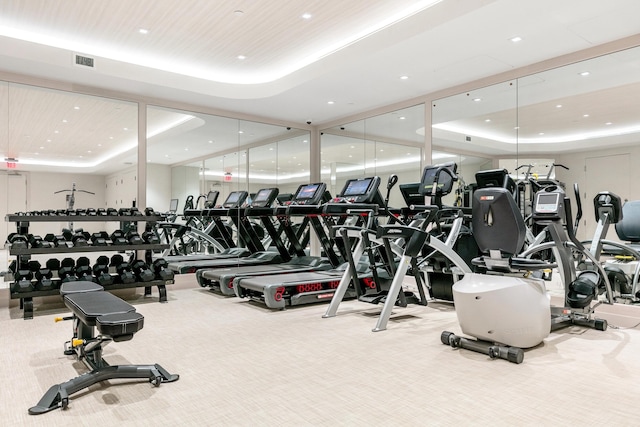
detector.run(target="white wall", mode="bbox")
[146,163,172,212]
[171,165,200,212]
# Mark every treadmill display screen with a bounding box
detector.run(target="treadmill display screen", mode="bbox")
[420,162,457,195]
[223,192,241,207]
[296,184,320,200]
[253,189,272,203]
[343,178,372,196]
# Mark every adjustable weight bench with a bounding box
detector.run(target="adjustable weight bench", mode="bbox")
[29,281,179,415]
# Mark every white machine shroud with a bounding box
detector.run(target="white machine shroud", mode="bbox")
[453,273,551,348]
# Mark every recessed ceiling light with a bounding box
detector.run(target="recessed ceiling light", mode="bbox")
[123,127,128,131]
[556,104,562,108]
[208,140,213,143]
[327,101,335,105]
[97,144,102,147]
[138,28,149,34]
[605,122,613,125]
[87,150,92,153]
[580,71,590,76]
[73,106,80,110]
[54,130,59,134]
[237,55,246,60]
[184,148,189,151]
[583,114,590,117]
[302,13,312,19]
[62,119,67,123]
[539,132,545,136]
[46,139,51,142]
[233,10,244,16]
[473,98,481,102]
[485,119,491,122]
[109,136,113,139]
[39,146,44,149]
[238,130,244,134]
[400,75,409,80]
[399,116,406,120]
[510,36,522,43]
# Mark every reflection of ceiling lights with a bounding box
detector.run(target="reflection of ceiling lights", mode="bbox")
[0,0,442,84]
[13,114,195,169]
[433,122,640,144]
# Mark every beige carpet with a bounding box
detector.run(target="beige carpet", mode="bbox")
[2,275,640,427]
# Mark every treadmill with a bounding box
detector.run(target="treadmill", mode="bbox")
[196,182,334,295]
[233,176,385,309]
[168,188,286,274]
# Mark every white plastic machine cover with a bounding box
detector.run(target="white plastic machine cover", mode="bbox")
[453,273,551,348]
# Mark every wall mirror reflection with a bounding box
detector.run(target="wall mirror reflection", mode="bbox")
[321,104,424,209]
[1,83,138,243]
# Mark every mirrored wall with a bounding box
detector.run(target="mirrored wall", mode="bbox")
[431,45,640,239]
[320,104,425,208]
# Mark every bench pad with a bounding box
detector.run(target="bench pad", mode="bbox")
[64,291,135,327]
[97,312,144,339]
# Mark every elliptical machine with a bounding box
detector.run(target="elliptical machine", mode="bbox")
[441,184,611,363]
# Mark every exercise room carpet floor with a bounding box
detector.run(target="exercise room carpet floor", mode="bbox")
[2,275,640,427]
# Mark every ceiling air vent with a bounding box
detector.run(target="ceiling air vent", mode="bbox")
[74,54,95,68]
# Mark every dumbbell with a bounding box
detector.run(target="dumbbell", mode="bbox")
[75,257,94,282]
[28,260,56,291]
[107,208,118,216]
[110,230,128,245]
[90,232,108,246]
[93,256,114,286]
[56,209,67,215]
[86,208,97,216]
[118,208,132,216]
[152,258,174,282]
[44,233,67,247]
[58,258,77,283]
[126,230,143,245]
[7,233,28,249]
[13,268,34,293]
[131,260,155,282]
[97,208,107,216]
[145,207,156,216]
[75,208,87,215]
[142,231,160,244]
[28,234,53,249]
[130,207,142,216]
[110,255,136,284]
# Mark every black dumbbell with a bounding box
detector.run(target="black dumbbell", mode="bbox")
[75,257,94,281]
[107,208,118,216]
[71,232,88,247]
[58,258,77,283]
[142,231,160,244]
[110,230,128,245]
[118,208,132,216]
[56,209,67,215]
[7,233,28,249]
[152,258,174,282]
[86,208,97,216]
[13,269,34,293]
[29,234,53,249]
[126,230,143,245]
[131,260,154,282]
[90,232,108,246]
[75,208,87,215]
[44,233,67,247]
[93,256,114,286]
[110,255,136,284]
[29,260,55,291]
[97,208,107,216]
[145,207,156,216]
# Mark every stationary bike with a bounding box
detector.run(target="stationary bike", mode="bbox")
[441,185,611,363]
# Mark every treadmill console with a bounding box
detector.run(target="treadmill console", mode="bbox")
[333,176,382,204]
[204,191,219,208]
[419,162,457,196]
[222,191,249,209]
[250,188,279,208]
[288,183,327,205]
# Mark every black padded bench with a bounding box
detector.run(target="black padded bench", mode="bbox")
[29,281,179,415]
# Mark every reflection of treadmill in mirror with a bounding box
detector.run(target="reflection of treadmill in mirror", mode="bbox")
[167,188,288,274]
[232,177,385,308]
[204,191,219,208]
[419,162,457,208]
[197,183,334,294]
[162,191,251,267]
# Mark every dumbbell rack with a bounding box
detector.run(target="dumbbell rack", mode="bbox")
[5,213,173,319]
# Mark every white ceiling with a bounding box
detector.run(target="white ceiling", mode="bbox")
[0,0,639,174]
[1,0,638,125]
